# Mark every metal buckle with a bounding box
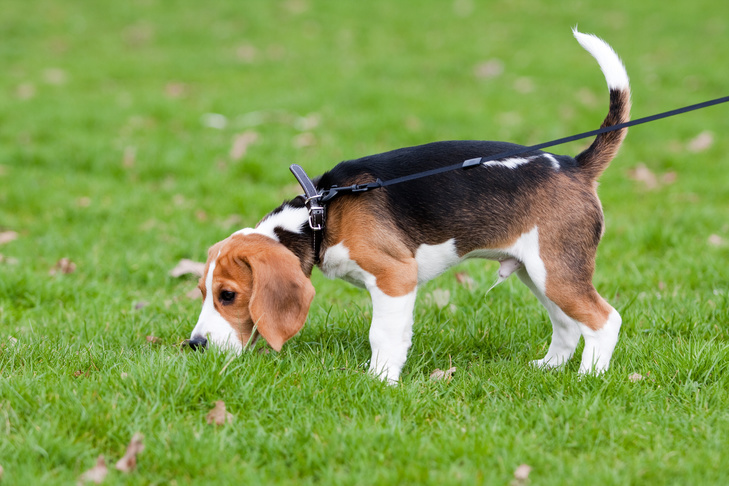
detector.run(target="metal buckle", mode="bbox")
[305,194,324,231]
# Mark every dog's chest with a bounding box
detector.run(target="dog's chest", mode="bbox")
[319,242,372,288]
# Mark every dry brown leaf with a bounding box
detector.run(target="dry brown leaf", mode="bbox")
[229,131,259,160]
[0,254,19,265]
[429,367,456,381]
[79,455,108,484]
[627,164,659,190]
[455,272,476,290]
[115,432,145,473]
[512,463,532,485]
[186,287,203,300]
[628,373,644,382]
[474,59,504,79]
[16,83,35,99]
[430,289,451,309]
[44,67,67,85]
[207,400,234,426]
[0,231,18,245]
[134,301,149,311]
[122,146,136,168]
[49,258,76,275]
[687,131,714,152]
[146,335,161,344]
[708,234,724,247]
[169,259,205,278]
[164,82,186,98]
[661,172,677,185]
[293,132,316,148]
[236,44,258,62]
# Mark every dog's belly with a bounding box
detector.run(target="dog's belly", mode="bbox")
[414,240,514,283]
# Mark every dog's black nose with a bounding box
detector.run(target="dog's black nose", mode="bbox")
[186,336,208,351]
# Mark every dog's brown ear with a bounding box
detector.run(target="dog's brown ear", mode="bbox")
[243,237,315,351]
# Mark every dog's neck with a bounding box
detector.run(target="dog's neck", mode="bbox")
[251,200,316,276]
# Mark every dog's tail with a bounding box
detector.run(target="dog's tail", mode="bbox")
[573,29,631,181]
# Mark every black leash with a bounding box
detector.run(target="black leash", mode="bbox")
[291,94,729,257]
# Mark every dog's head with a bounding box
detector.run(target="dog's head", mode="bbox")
[188,232,315,353]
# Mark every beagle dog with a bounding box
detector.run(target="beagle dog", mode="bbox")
[188,30,631,383]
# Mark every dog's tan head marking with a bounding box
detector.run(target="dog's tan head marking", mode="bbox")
[191,233,315,352]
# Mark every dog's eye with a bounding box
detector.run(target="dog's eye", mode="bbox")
[219,290,236,305]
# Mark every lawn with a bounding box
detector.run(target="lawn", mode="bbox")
[1,0,729,484]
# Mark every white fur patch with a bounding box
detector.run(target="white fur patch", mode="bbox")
[414,239,460,283]
[190,255,243,353]
[482,156,536,170]
[320,242,372,288]
[573,29,629,91]
[543,153,560,170]
[578,308,622,374]
[234,205,308,240]
[502,226,547,293]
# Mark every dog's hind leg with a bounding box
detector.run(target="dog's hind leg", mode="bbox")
[516,267,582,369]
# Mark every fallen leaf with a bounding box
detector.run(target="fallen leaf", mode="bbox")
[0,231,18,245]
[0,254,19,265]
[8,336,18,346]
[455,272,476,290]
[186,287,203,300]
[16,83,35,100]
[687,131,714,152]
[512,463,532,485]
[236,44,258,62]
[169,259,205,278]
[146,335,161,344]
[164,82,186,98]
[115,433,145,473]
[429,367,457,381]
[201,113,227,130]
[229,131,259,160]
[294,113,321,131]
[43,67,67,85]
[474,59,504,79]
[79,455,108,484]
[628,373,644,382]
[49,258,76,275]
[206,400,234,426]
[122,146,136,168]
[513,77,534,94]
[134,301,149,310]
[627,164,659,190]
[430,289,451,309]
[293,132,316,149]
[708,234,724,246]
[661,171,677,185]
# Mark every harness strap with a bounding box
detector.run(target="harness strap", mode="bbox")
[289,164,325,263]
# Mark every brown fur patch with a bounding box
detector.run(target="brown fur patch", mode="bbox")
[325,192,418,297]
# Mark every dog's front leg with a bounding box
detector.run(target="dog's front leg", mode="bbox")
[366,284,417,384]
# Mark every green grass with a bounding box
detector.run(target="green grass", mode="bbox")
[2,0,729,484]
